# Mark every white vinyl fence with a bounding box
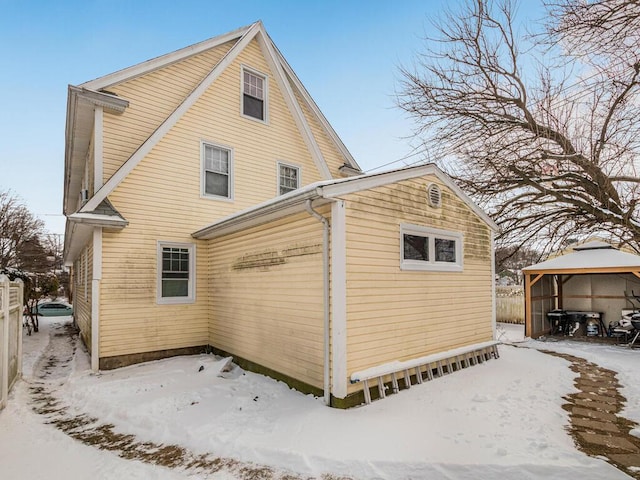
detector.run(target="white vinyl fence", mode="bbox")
[496,285,525,324]
[0,275,23,410]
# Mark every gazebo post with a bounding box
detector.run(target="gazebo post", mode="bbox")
[524,273,532,338]
[556,275,563,310]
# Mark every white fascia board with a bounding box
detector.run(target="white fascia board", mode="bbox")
[80,23,261,214]
[192,187,330,239]
[256,31,332,180]
[320,164,439,198]
[273,42,361,172]
[68,212,128,228]
[69,86,129,112]
[64,87,129,215]
[80,23,255,90]
[320,163,498,231]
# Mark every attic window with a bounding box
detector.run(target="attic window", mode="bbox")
[278,162,300,195]
[242,68,267,121]
[427,183,442,208]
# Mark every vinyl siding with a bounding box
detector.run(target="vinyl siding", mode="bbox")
[209,212,325,389]
[98,38,331,359]
[74,241,93,351]
[102,41,236,181]
[343,176,493,393]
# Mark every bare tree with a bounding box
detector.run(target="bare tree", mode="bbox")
[398,0,640,255]
[0,190,45,268]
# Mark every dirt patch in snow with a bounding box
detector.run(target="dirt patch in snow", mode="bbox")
[27,319,352,480]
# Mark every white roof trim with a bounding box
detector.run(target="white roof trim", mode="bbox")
[80,22,262,213]
[523,245,640,272]
[272,38,360,172]
[256,32,332,179]
[68,212,128,228]
[193,164,498,239]
[80,23,254,90]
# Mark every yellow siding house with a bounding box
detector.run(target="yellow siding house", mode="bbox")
[63,21,499,407]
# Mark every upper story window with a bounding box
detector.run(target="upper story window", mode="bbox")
[242,67,267,122]
[400,224,463,272]
[202,142,233,200]
[278,162,300,195]
[157,242,195,304]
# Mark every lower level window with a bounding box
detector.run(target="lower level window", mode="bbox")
[158,242,195,303]
[401,224,463,272]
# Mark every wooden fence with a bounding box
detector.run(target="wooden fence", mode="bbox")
[496,285,524,324]
[0,275,23,410]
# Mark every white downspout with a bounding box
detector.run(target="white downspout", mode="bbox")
[305,199,331,406]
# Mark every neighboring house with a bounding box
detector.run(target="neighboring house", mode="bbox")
[63,21,498,407]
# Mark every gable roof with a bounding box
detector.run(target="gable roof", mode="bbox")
[192,163,498,240]
[65,21,361,217]
[523,241,640,274]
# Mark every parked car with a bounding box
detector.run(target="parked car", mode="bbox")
[32,302,73,317]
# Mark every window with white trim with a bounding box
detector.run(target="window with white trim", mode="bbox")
[242,68,266,121]
[400,224,463,272]
[157,242,195,304]
[278,163,300,195]
[202,143,232,199]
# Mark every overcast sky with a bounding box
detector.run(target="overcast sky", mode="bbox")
[0,0,545,235]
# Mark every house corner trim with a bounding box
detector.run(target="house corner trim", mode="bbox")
[331,200,347,399]
[91,227,102,371]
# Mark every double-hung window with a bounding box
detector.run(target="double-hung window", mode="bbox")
[242,68,266,121]
[400,224,463,272]
[157,242,195,304]
[202,143,232,199]
[278,162,300,195]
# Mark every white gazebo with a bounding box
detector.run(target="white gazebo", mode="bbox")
[522,241,640,338]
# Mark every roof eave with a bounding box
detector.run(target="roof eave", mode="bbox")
[68,212,129,229]
[63,87,129,216]
[193,187,327,240]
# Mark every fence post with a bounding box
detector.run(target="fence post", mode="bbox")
[16,279,23,379]
[0,274,8,409]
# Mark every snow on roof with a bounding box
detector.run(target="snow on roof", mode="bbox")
[523,241,640,272]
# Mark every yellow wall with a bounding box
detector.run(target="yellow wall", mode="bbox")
[98,38,341,360]
[102,41,235,181]
[343,177,494,391]
[74,240,93,350]
[209,212,325,388]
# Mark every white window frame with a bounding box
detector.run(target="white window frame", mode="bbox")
[201,141,234,201]
[400,224,463,272]
[277,161,301,195]
[157,241,196,304]
[241,65,268,123]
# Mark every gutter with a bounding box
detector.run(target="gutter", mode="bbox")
[305,199,331,407]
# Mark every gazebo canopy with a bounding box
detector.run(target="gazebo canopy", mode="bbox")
[523,241,640,276]
[522,241,640,338]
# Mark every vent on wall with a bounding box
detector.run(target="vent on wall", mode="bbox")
[427,183,442,208]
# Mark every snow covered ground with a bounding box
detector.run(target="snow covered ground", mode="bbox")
[0,317,635,479]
